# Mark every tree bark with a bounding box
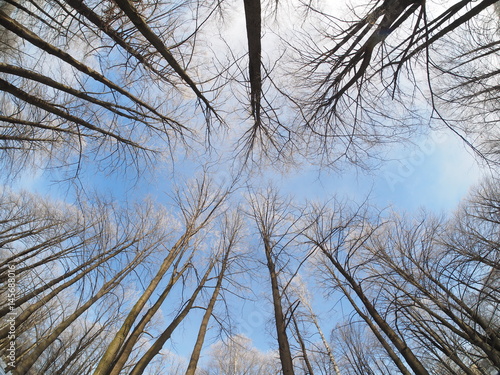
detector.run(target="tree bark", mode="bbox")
[185,239,233,375]
[129,260,216,375]
[263,236,295,375]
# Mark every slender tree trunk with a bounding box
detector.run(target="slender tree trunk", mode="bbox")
[129,261,216,375]
[291,314,315,375]
[112,0,216,115]
[0,241,139,340]
[320,248,430,375]
[108,254,193,375]
[95,177,227,375]
[0,238,128,319]
[331,269,413,375]
[185,248,231,375]
[10,253,142,375]
[308,307,341,375]
[263,236,295,375]
[93,234,192,375]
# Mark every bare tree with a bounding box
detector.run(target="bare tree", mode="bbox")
[284,276,342,375]
[247,187,302,375]
[0,172,238,375]
[184,210,243,375]
[297,178,499,375]
[94,173,233,375]
[198,334,280,375]
[359,179,500,372]
[0,189,173,374]
[0,2,498,374]
[284,0,499,167]
[302,200,429,375]
[0,0,222,179]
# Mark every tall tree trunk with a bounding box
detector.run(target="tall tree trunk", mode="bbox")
[10,252,142,375]
[0,238,130,320]
[129,261,216,375]
[307,305,342,375]
[108,254,193,375]
[291,314,315,375]
[93,234,191,375]
[185,248,231,375]
[243,0,262,124]
[320,248,430,375]
[263,236,295,375]
[94,176,227,375]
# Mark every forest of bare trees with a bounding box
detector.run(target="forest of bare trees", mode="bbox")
[0,0,498,374]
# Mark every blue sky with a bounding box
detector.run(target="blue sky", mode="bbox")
[273,129,485,215]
